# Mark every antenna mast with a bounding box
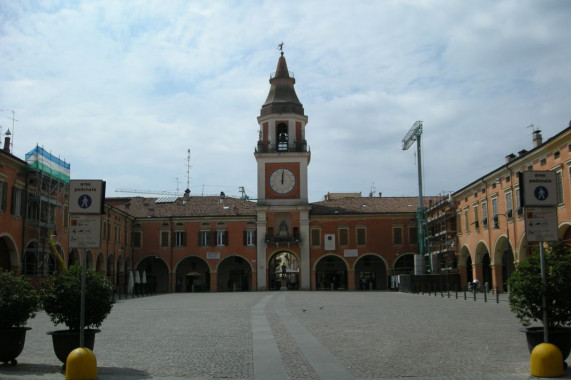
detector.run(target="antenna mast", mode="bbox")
[186,149,191,192]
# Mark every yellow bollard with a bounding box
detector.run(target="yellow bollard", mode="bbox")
[65,347,97,380]
[530,343,564,378]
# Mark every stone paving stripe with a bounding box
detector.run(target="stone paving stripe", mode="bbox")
[274,293,355,380]
[252,293,287,380]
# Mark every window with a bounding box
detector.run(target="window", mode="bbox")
[216,230,228,246]
[160,231,169,247]
[482,200,488,228]
[505,191,513,219]
[515,188,522,217]
[310,228,321,246]
[102,221,108,240]
[456,211,462,234]
[556,170,564,205]
[492,197,499,228]
[174,231,186,247]
[464,208,469,233]
[393,226,403,245]
[338,228,349,246]
[0,181,6,211]
[10,186,23,216]
[244,230,256,246]
[356,227,366,245]
[199,230,210,246]
[132,231,142,248]
[473,204,479,230]
[409,226,418,244]
[115,225,121,244]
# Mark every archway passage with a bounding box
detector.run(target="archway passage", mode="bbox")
[501,249,515,292]
[481,253,492,289]
[0,236,16,271]
[393,254,415,275]
[315,255,347,290]
[138,256,169,293]
[268,251,300,290]
[218,256,252,292]
[466,256,473,285]
[355,255,387,290]
[176,256,210,292]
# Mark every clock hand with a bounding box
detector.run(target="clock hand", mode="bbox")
[281,170,284,184]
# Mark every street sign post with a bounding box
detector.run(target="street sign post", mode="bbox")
[520,171,559,344]
[68,179,105,349]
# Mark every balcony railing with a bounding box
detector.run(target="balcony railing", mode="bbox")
[255,140,309,154]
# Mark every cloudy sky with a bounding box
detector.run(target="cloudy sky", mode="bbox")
[1,1,570,202]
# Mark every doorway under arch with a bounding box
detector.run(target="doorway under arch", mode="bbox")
[218,256,252,292]
[355,255,387,290]
[268,251,300,290]
[176,256,210,292]
[315,255,347,290]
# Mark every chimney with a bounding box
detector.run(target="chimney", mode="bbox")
[532,130,543,148]
[3,129,11,153]
[505,153,516,163]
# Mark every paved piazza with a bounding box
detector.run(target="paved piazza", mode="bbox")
[1,291,570,380]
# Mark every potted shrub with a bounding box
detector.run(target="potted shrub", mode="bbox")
[39,265,114,364]
[0,270,39,366]
[508,240,571,367]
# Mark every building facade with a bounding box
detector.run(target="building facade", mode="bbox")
[452,126,571,292]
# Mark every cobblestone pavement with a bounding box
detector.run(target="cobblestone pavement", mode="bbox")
[1,291,569,380]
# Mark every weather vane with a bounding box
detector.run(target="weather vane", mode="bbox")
[277,42,284,52]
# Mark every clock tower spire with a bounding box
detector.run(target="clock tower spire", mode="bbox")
[254,48,312,290]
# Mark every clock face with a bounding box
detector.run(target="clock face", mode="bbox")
[269,168,296,194]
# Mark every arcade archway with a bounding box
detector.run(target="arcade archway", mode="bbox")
[175,256,210,292]
[268,251,300,290]
[0,235,17,272]
[137,256,169,293]
[354,255,387,290]
[315,255,347,290]
[393,254,415,275]
[218,256,252,291]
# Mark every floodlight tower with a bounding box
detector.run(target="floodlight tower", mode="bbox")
[402,121,428,274]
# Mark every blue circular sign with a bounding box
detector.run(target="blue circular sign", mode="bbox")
[78,194,92,209]
[534,186,548,201]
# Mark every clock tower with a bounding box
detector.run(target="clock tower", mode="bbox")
[254,50,311,290]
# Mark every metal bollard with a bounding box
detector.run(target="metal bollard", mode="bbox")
[484,289,487,302]
[496,287,500,303]
[473,288,477,301]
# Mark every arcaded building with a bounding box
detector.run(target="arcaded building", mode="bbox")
[452,125,571,292]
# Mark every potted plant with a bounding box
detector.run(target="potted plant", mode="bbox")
[0,270,39,366]
[39,265,114,364]
[508,240,571,367]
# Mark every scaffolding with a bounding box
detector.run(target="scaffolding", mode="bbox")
[23,146,70,278]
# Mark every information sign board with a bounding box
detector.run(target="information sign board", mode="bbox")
[524,207,558,242]
[69,214,102,248]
